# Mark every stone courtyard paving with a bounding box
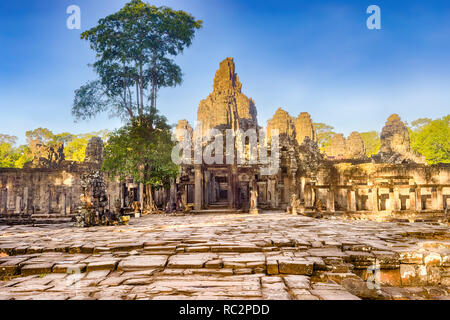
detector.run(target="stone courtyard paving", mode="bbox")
[0,212,449,300]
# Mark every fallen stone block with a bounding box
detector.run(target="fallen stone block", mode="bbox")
[117,255,168,271]
[21,263,54,276]
[278,259,313,275]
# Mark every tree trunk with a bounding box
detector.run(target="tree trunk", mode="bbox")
[144,184,157,214]
[151,56,157,109]
[136,79,140,116]
[139,57,144,114]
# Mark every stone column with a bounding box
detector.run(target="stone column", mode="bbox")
[67,192,72,215]
[393,187,400,211]
[227,168,232,209]
[326,187,335,213]
[387,188,394,212]
[60,193,66,215]
[2,189,7,214]
[48,187,52,214]
[409,187,416,211]
[415,187,422,212]
[437,187,444,211]
[300,177,306,201]
[311,184,317,208]
[268,179,276,208]
[372,187,379,212]
[347,189,356,212]
[231,165,239,209]
[284,176,291,204]
[15,196,21,214]
[194,165,203,211]
[431,187,438,210]
[23,187,28,214]
[204,171,210,207]
[139,183,144,211]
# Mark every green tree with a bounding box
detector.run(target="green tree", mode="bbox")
[72,0,202,121]
[102,108,178,212]
[360,131,381,157]
[0,134,18,145]
[314,123,335,152]
[65,130,110,162]
[0,135,32,169]
[13,145,32,168]
[0,142,17,168]
[410,115,449,164]
[410,118,432,131]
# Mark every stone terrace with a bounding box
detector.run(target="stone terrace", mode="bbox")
[0,212,449,300]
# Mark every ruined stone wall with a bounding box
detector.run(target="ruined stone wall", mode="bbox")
[0,163,121,216]
[314,162,450,212]
[0,137,121,217]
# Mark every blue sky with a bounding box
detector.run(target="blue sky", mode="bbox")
[1,0,449,144]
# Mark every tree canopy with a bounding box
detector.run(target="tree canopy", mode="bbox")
[72,0,202,122]
[314,123,335,152]
[102,108,179,211]
[360,131,381,157]
[0,129,109,168]
[409,115,449,164]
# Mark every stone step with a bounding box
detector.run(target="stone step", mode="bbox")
[192,209,240,214]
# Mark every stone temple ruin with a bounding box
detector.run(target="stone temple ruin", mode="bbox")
[0,57,449,225]
[174,57,449,222]
[0,138,122,224]
[0,58,449,301]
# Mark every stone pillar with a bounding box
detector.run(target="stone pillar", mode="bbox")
[2,189,7,214]
[437,187,444,211]
[231,165,239,209]
[347,189,356,212]
[409,187,416,211]
[48,187,52,214]
[300,177,306,201]
[284,176,291,204]
[23,187,28,214]
[415,187,422,212]
[326,188,335,213]
[387,188,394,212]
[268,179,276,208]
[194,165,203,211]
[372,187,379,212]
[15,196,21,214]
[304,184,312,207]
[431,187,438,210]
[67,192,72,215]
[60,193,66,215]
[311,184,317,208]
[204,171,210,207]
[393,187,400,211]
[139,183,144,211]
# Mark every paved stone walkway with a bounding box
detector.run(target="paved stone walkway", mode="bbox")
[0,212,449,300]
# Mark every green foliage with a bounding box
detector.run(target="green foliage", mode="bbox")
[410,118,432,131]
[0,140,32,169]
[73,0,202,121]
[0,129,109,168]
[0,142,17,168]
[410,115,449,164]
[65,130,110,162]
[360,131,381,157]
[314,123,335,152]
[0,134,18,145]
[102,107,178,189]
